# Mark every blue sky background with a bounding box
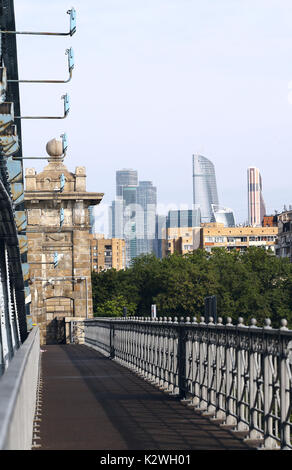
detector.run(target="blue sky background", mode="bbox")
[13,0,292,229]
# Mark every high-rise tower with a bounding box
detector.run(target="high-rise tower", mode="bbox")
[247,167,266,226]
[192,154,219,223]
[116,169,138,197]
[136,181,157,256]
[111,171,158,265]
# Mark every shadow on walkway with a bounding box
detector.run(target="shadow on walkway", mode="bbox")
[37,344,255,451]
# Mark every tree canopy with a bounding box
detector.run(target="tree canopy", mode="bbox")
[91,247,292,328]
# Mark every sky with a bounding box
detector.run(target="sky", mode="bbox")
[13,0,292,232]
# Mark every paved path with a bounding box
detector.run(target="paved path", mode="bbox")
[36,344,255,450]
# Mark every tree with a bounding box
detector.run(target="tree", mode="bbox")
[91,248,292,328]
[94,295,136,317]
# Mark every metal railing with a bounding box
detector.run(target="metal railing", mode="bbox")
[83,315,292,450]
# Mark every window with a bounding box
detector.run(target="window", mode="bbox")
[184,245,192,250]
[214,237,224,243]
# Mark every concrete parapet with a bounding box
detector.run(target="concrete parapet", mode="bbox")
[0,327,40,450]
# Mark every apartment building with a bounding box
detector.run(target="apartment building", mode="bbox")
[161,222,278,257]
[162,226,202,257]
[90,234,126,272]
[276,210,292,261]
[201,223,278,253]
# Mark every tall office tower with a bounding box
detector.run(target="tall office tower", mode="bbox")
[136,181,157,256]
[192,154,219,223]
[111,170,158,265]
[247,167,266,226]
[116,169,138,197]
[88,206,95,233]
[110,169,139,267]
[211,204,235,227]
[166,209,201,228]
[110,197,124,238]
[123,185,138,266]
[154,214,167,259]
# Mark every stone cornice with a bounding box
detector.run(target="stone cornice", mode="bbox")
[24,191,104,203]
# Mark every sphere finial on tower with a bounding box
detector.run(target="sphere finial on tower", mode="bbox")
[46,138,64,162]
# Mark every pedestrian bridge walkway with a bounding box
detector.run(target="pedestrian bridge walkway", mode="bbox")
[35,344,254,450]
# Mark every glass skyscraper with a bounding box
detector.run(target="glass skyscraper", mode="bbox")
[88,206,95,233]
[110,170,157,266]
[211,204,235,227]
[192,154,219,223]
[123,185,138,266]
[110,197,123,238]
[166,209,201,228]
[154,214,166,259]
[116,169,138,197]
[136,181,157,256]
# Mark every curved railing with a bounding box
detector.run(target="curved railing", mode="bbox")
[82,315,292,450]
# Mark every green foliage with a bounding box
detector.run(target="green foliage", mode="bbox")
[94,294,136,318]
[91,248,292,328]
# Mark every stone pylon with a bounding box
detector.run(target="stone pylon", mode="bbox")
[24,138,103,344]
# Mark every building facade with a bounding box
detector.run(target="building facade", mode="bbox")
[162,226,201,257]
[276,210,292,260]
[90,234,126,272]
[247,167,266,226]
[161,222,278,257]
[161,209,201,257]
[201,223,278,253]
[192,154,219,223]
[262,214,278,227]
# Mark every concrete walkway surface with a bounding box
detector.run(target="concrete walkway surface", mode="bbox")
[36,344,256,451]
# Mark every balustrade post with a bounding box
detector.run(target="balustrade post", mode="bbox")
[235,319,249,432]
[110,321,115,359]
[248,329,263,442]
[165,317,174,393]
[205,317,216,416]
[225,317,237,426]
[280,332,292,450]
[172,317,179,394]
[178,318,186,399]
[197,316,208,411]
[215,317,225,420]
[262,328,277,449]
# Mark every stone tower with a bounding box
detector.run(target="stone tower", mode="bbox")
[24,138,103,344]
